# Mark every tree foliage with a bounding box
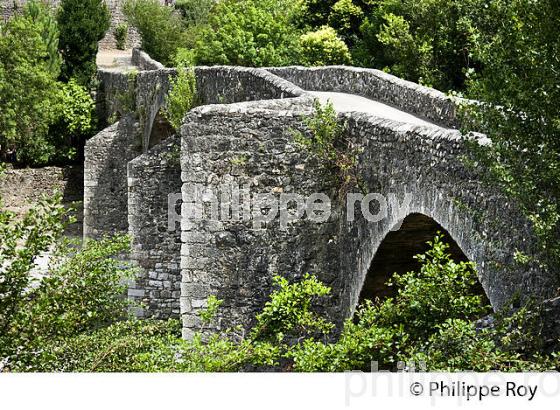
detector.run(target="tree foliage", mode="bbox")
[0,13,61,163]
[194,0,302,67]
[299,26,352,66]
[465,0,560,273]
[57,0,110,85]
[124,0,188,67]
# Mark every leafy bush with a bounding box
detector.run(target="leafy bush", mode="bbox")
[464,0,560,274]
[23,0,61,77]
[0,193,68,342]
[164,53,197,130]
[7,319,181,372]
[57,0,110,86]
[299,26,352,66]
[174,0,214,26]
[252,274,334,343]
[115,23,128,50]
[327,0,364,43]
[293,100,361,192]
[194,0,302,67]
[48,79,96,161]
[0,12,61,164]
[0,185,135,365]
[124,0,187,66]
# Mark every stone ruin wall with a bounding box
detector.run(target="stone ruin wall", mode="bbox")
[85,51,560,342]
[87,55,307,319]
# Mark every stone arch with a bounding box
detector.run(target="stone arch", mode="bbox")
[148,109,175,149]
[340,187,496,320]
[357,212,485,303]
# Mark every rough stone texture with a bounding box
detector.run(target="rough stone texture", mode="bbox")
[87,63,306,319]
[97,62,306,153]
[336,114,554,319]
[85,53,559,339]
[179,100,337,338]
[0,165,83,237]
[127,135,182,319]
[267,66,462,129]
[84,115,141,239]
[96,68,136,129]
[178,101,557,338]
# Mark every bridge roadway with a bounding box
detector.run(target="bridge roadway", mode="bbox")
[95,50,446,129]
[308,91,443,128]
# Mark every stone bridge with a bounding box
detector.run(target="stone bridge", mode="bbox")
[86,49,559,339]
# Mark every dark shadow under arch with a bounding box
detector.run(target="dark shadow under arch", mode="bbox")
[358,213,478,302]
[148,111,175,150]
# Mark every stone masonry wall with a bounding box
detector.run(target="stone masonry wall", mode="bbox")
[337,114,556,317]
[88,64,307,319]
[267,66,461,129]
[84,115,141,239]
[127,135,182,319]
[179,98,345,338]
[86,51,559,339]
[179,102,559,338]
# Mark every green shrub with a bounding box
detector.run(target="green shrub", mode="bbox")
[57,0,110,86]
[23,0,61,77]
[289,235,491,371]
[293,100,361,192]
[194,0,302,67]
[251,274,334,343]
[174,0,214,26]
[115,23,128,50]
[1,233,134,358]
[0,188,135,363]
[47,79,96,162]
[465,0,560,274]
[0,13,61,164]
[164,54,197,130]
[327,0,363,43]
[123,0,187,66]
[7,319,181,372]
[0,193,68,345]
[299,25,352,66]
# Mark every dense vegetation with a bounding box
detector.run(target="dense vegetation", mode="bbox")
[0,0,102,165]
[1,0,559,372]
[0,185,557,371]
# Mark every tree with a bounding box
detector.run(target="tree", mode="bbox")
[299,26,352,66]
[23,0,61,77]
[0,13,61,163]
[57,0,110,85]
[355,0,484,91]
[195,0,302,67]
[124,0,187,67]
[466,0,560,272]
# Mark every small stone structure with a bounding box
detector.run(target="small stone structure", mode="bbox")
[85,49,559,340]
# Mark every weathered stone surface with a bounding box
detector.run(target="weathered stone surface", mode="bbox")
[127,135,182,319]
[267,66,462,128]
[84,115,141,239]
[84,53,559,338]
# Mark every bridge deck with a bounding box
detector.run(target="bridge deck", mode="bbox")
[308,91,444,128]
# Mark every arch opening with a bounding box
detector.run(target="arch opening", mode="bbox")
[358,213,484,303]
[148,110,175,150]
